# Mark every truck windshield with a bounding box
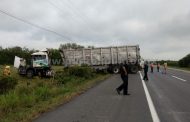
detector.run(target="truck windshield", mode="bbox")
[32,55,46,61]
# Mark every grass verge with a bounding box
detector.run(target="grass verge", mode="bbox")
[0,66,110,122]
[169,66,190,72]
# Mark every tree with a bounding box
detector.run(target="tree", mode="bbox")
[49,48,62,65]
[0,46,33,65]
[178,54,190,67]
[87,46,95,49]
[59,43,84,49]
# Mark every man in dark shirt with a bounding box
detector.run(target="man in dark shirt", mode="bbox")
[143,62,149,81]
[116,62,129,95]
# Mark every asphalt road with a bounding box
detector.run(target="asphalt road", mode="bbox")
[147,68,190,122]
[34,68,190,122]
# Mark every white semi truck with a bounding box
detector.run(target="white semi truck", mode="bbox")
[60,45,141,73]
[15,49,54,78]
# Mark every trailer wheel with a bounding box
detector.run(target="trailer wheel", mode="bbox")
[113,67,119,74]
[130,66,138,74]
[27,69,34,78]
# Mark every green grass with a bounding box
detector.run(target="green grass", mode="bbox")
[169,66,190,71]
[0,65,110,122]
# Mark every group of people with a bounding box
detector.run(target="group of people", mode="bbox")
[143,62,168,81]
[115,61,168,95]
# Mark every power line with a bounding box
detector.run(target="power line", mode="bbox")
[65,0,96,34]
[0,9,73,41]
[47,0,64,13]
[66,0,91,24]
[47,0,80,24]
[47,0,94,38]
[48,0,87,24]
[50,0,94,32]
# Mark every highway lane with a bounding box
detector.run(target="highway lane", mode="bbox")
[145,68,190,122]
[168,68,189,82]
[34,68,190,122]
[34,74,152,122]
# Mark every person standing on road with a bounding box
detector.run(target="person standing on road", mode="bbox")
[143,62,149,81]
[163,62,167,74]
[116,61,129,95]
[150,62,154,73]
[157,62,160,72]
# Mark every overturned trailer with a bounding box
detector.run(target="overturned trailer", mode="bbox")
[60,45,141,73]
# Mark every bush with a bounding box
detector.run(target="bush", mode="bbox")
[157,60,178,67]
[179,54,190,67]
[167,61,178,67]
[0,91,19,113]
[58,76,76,84]
[54,70,69,84]
[0,76,18,94]
[54,66,95,85]
[81,64,89,67]
[15,86,36,108]
[54,71,77,85]
[19,94,36,108]
[68,66,95,79]
[35,86,51,101]
[15,85,33,95]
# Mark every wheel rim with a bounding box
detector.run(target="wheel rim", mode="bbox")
[113,68,119,73]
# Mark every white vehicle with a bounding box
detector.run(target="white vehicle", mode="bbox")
[60,45,141,73]
[15,49,53,78]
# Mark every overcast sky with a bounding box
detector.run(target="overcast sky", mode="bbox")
[0,0,190,60]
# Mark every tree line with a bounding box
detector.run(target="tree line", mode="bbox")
[0,43,94,65]
[178,54,190,67]
[0,44,189,68]
[0,46,62,65]
[154,53,190,68]
[0,46,34,65]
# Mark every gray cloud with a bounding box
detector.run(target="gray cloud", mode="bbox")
[0,0,190,60]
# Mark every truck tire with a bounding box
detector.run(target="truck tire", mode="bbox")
[130,66,138,74]
[18,66,26,75]
[27,69,34,78]
[112,66,119,74]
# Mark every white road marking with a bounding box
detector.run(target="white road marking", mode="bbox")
[172,75,187,82]
[139,71,160,122]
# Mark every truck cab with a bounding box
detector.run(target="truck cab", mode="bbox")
[17,50,53,78]
[31,51,49,68]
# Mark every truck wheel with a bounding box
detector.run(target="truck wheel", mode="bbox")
[112,67,119,74]
[27,70,34,78]
[130,66,138,74]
